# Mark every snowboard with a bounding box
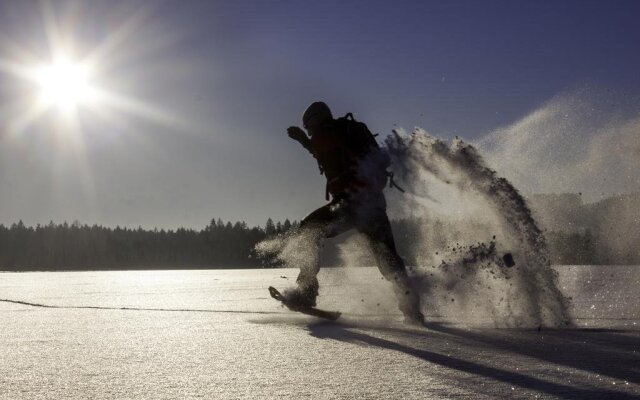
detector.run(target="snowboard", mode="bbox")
[268,286,341,321]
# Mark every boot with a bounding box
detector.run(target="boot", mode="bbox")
[285,276,319,309]
[392,273,425,325]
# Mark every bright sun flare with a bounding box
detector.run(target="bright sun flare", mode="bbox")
[0,4,183,136]
[35,58,93,110]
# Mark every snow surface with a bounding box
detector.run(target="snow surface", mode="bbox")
[1,266,638,399]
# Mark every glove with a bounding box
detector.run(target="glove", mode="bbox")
[287,126,307,142]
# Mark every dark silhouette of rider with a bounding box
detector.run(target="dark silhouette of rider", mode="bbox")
[286,101,424,324]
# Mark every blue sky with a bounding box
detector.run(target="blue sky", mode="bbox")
[0,0,638,228]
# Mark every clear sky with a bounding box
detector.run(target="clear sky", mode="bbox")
[0,0,639,229]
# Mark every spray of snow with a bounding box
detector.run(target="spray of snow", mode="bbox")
[255,225,323,273]
[384,128,572,328]
[477,89,640,202]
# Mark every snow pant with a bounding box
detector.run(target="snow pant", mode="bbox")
[295,191,421,317]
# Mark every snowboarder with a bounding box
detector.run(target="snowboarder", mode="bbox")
[284,101,425,324]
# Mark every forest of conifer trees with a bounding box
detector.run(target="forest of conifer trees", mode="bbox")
[0,212,625,271]
[0,218,294,271]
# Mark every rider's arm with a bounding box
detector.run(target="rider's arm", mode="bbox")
[287,126,314,154]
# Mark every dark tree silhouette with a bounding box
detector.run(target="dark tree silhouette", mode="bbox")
[0,218,296,271]
[0,203,632,271]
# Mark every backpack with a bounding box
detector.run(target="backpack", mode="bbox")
[334,113,403,194]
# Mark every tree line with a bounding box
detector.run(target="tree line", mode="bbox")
[0,211,634,271]
[0,218,295,271]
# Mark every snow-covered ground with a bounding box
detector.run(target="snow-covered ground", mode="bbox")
[1,266,638,399]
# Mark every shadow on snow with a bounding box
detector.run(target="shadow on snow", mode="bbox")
[306,321,639,399]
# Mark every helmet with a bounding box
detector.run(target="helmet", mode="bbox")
[302,101,333,128]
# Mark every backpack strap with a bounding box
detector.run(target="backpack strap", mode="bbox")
[386,171,406,193]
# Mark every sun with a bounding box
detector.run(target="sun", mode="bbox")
[0,3,186,138]
[35,57,94,111]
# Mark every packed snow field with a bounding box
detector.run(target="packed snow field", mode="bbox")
[1,266,638,399]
